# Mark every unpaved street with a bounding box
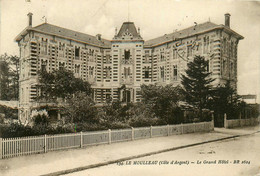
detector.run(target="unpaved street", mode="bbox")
[65,133,260,176]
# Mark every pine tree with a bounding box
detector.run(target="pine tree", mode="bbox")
[181,55,215,118]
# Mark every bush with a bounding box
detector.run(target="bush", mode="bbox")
[34,114,50,125]
[0,105,18,119]
[1,123,35,138]
[63,92,98,123]
[128,116,164,127]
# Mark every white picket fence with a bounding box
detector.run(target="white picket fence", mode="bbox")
[0,121,214,159]
[225,117,260,128]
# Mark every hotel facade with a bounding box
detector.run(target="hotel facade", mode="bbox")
[15,13,243,123]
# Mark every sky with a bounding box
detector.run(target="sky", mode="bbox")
[0,0,259,103]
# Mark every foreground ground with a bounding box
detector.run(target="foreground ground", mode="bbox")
[65,132,260,176]
[0,126,259,176]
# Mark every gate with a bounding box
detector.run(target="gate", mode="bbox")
[214,113,224,127]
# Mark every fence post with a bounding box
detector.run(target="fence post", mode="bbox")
[108,129,111,144]
[239,112,242,127]
[181,123,184,134]
[167,125,170,136]
[224,113,227,128]
[131,127,134,141]
[193,122,196,133]
[44,134,47,153]
[0,138,2,159]
[211,112,214,130]
[150,126,153,138]
[80,131,83,148]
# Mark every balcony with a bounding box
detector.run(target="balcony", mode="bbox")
[121,59,133,65]
[122,77,133,85]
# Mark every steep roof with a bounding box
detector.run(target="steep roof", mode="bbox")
[15,21,243,48]
[117,22,139,37]
[144,21,244,47]
[15,23,111,48]
[114,22,142,40]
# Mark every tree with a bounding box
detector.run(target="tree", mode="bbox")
[211,81,243,119]
[181,55,215,119]
[140,84,183,124]
[0,54,19,100]
[0,60,9,100]
[37,69,92,101]
[62,92,98,123]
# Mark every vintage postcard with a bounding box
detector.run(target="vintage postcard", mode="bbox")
[0,0,259,175]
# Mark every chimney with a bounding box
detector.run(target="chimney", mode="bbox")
[96,34,101,41]
[224,13,231,28]
[27,12,33,27]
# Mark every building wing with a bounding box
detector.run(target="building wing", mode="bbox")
[144,21,243,47]
[15,23,111,48]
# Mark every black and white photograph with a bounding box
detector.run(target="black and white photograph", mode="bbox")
[0,0,260,175]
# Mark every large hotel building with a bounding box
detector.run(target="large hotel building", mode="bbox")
[15,13,243,123]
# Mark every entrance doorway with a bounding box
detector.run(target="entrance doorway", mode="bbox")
[122,90,131,103]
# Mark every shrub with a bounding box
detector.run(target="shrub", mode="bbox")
[31,109,50,126]
[1,123,35,138]
[0,105,18,119]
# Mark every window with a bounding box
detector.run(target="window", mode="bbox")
[144,55,149,63]
[124,50,130,60]
[41,39,48,55]
[222,60,226,75]
[145,50,150,62]
[75,64,80,74]
[203,36,209,54]
[89,49,94,56]
[144,67,149,78]
[105,54,111,63]
[59,62,65,70]
[58,42,65,57]
[104,66,111,79]
[75,47,80,59]
[160,52,165,61]
[106,94,111,101]
[173,65,178,80]
[41,60,47,72]
[160,66,164,81]
[172,49,176,59]
[187,45,192,57]
[206,60,209,72]
[124,67,131,78]
[58,42,64,50]
[89,66,94,76]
